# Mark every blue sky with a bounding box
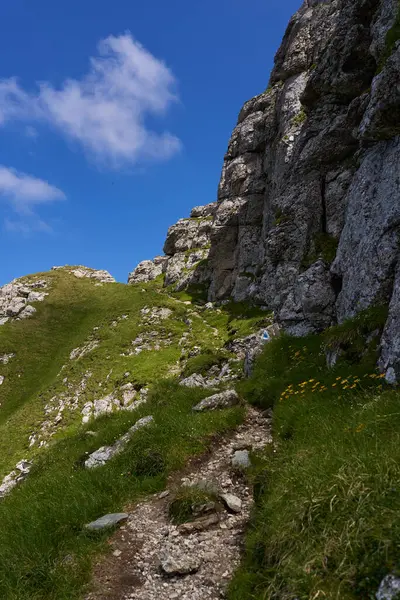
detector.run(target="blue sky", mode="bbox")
[0,0,300,285]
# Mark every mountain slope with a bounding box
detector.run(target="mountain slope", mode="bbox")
[0,266,272,599]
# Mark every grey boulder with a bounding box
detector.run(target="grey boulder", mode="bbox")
[376,574,400,600]
[220,493,242,513]
[85,513,129,531]
[192,389,239,412]
[231,450,251,469]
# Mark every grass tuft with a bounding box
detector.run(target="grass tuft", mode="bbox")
[182,350,228,378]
[302,232,339,269]
[168,485,220,524]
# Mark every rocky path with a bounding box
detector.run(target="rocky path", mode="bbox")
[86,407,272,600]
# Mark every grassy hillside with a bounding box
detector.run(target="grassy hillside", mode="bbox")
[0,268,267,599]
[1,270,399,599]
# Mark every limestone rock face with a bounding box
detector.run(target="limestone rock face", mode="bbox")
[128,0,400,379]
[128,256,168,284]
[128,202,217,289]
[205,0,400,376]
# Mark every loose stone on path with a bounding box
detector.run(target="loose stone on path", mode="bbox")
[85,513,129,531]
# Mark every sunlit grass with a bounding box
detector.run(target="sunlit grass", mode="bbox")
[228,310,400,600]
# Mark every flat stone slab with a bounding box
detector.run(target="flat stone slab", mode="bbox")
[220,493,242,514]
[231,450,251,469]
[85,513,129,531]
[178,513,220,534]
[192,389,239,412]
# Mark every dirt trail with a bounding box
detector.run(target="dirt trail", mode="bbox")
[86,407,272,600]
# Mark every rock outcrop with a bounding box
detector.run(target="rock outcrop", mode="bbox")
[0,278,48,325]
[128,202,217,289]
[84,416,154,469]
[207,0,400,378]
[0,460,32,499]
[129,0,400,381]
[52,265,115,283]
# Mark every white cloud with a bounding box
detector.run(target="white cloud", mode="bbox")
[25,126,38,139]
[0,33,181,167]
[4,217,53,235]
[0,165,65,215]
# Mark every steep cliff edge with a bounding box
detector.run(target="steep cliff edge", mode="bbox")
[130,0,400,381]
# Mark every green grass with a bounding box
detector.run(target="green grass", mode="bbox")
[223,301,273,339]
[322,305,388,360]
[228,313,399,600]
[3,268,398,600]
[274,208,291,226]
[0,376,244,599]
[182,350,229,378]
[291,108,307,127]
[168,484,220,524]
[171,282,209,304]
[0,270,194,476]
[379,1,400,69]
[302,232,339,269]
[0,268,267,599]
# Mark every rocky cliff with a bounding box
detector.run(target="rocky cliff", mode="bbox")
[128,202,216,290]
[130,0,400,382]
